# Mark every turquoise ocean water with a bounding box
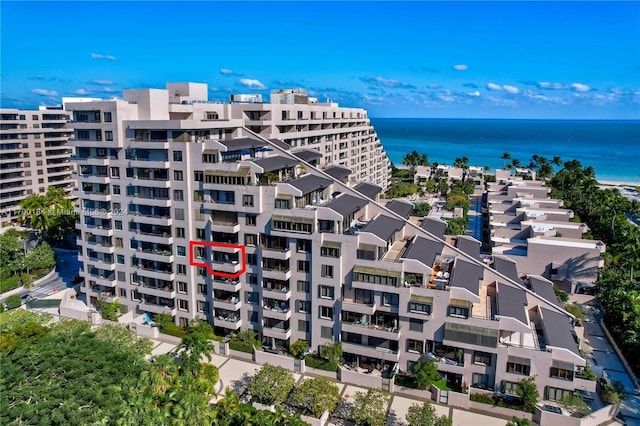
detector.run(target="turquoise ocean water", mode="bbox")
[371,118,640,183]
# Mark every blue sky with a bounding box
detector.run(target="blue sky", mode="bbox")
[1,1,639,118]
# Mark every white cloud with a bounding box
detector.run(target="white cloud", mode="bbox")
[486,83,519,94]
[468,91,481,97]
[503,85,520,94]
[90,53,116,61]
[92,79,113,85]
[31,88,58,96]
[571,82,590,92]
[538,81,569,90]
[74,88,91,95]
[453,64,469,71]
[360,76,415,89]
[238,78,266,90]
[102,87,116,93]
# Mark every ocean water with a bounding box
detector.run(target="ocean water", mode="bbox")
[371,118,640,183]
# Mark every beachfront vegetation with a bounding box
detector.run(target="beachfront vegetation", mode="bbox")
[402,150,430,171]
[212,388,307,426]
[412,202,432,217]
[17,186,77,246]
[550,159,640,375]
[385,182,419,198]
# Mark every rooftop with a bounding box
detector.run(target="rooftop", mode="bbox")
[496,282,529,325]
[253,155,299,172]
[354,182,383,200]
[288,174,333,196]
[540,307,580,356]
[385,200,414,219]
[324,164,352,181]
[324,194,368,218]
[360,215,405,242]
[402,236,444,268]
[292,149,322,163]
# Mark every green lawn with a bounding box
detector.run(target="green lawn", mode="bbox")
[304,355,337,372]
[229,340,254,353]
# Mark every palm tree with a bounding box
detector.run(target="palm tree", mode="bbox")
[501,152,511,168]
[18,194,50,232]
[141,355,179,395]
[176,326,214,375]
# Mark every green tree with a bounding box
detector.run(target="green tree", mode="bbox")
[248,363,295,405]
[411,359,441,390]
[501,152,511,168]
[95,296,122,321]
[140,355,180,395]
[320,341,343,366]
[289,339,308,359]
[289,376,341,418]
[177,320,215,375]
[5,295,22,310]
[351,388,391,426]
[236,328,262,349]
[406,401,452,426]
[425,179,438,194]
[515,377,539,412]
[559,393,590,417]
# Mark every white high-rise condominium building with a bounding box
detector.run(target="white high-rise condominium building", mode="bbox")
[0,108,74,226]
[67,82,594,403]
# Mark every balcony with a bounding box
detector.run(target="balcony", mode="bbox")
[262,326,292,340]
[341,299,377,315]
[133,230,173,245]
[86,272,116,287]
[211,259,243,274]
[212,278,242,292]
[213,297,241,311]
[138,284,176,299]
[262,305,292,321]
[262,268,291,281]
[134,247,174,263]
[126,158,170,169]
[128,139,171,149]
[210,221,240,234]
[260,246,291,260]
[135,267,176,282]
[139,300,176,316]
[77,190,112,202]
[341,342,400,362]
[341,322,401,341]
[213,315,242,330]
[87,256,116,271]
[130,211,172,226]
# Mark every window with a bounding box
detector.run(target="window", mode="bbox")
[178,300,189,311]
[545,386,574,402]
[202,153,217,163]
[472,373,490,389]
[117,271,125,282]
[245,292,259,304]
[243,194,254,207]
[275,198,290,209]
[248,311,259,323]
[115,237,123,248]
[298,260,310,272]
[177,282,187,294]
[321,326,333,339]
[320,246,340,257]
[77,130,90,140]
[177,264,187,275]
[296,239,311,252]
[173,151,182,162]
[194,171,203,181]
[550,367,574,381]
[473,351,492,366]
[35,151,41,157]
[506,361,530,376]
[383,292,399,307]
[448,305,469,319]
[298,320,309,333]
[297,280,310,293]
[114,220,122,230]
[320,285,334,300]
[105,131,113,141]
[193,190,204,202]
[176,227,185,238]
[110,167,120,178]
[196,228,205,239]
[32,114,38,120]
[297,301,309,313]
[502,381,518,396]
[174,190,184,201]
[409,318,423,332]
[197,301,209,313]
[407,339,424,353]
[197,283,207,294]
[206,111,219,120]
[320,306,333,320]
[175,208,185,221]
[409,302,431,315]
[320,264,334,278]
[179,318,189,328]
[112,185,120,195]
[247,274,258,285]
[247,253,257,265]
[244,233,257,246]
[36,160,43,166]
[174,170,183,181]
[35,142,41,148]
[119,288,127,297]
[245,214,257,226]
[103,112,112,122]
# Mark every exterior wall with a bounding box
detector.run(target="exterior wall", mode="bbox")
[515,241,604,283]
[0,108,74,226]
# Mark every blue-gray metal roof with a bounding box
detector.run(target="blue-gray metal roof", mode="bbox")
[496,282,529,325]
[288,174,333,195]
[360,215,404,242]
[456,236,482,261]
[449,258,483,295]
[420,217,447,239]
[253,155,300,172]
[354,182,382,200]
[293,149,322,162]
[493,255,520,282]
[403,237,443,267]
[385,200,414,219]
[324,165,352,180]
[540,307,580,356]
[325,194,367,218]
[529,276,562,308]
[218,137,267,151]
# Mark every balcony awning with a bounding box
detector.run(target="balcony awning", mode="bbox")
[507,356,531,366]
[353,265,402,279]
[552,360,574,371]
[449,298,471,307]
[321,241,341,249]
[410,295,433,304]
[272,215,314,224]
